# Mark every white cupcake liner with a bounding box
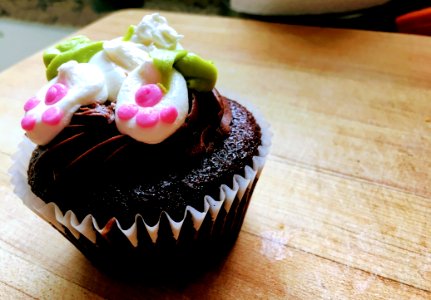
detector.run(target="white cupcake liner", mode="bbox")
[9,102,271,249]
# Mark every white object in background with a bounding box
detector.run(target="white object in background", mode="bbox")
[230,0,390,15]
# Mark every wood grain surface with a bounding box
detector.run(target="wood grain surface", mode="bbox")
[1,9,431,299]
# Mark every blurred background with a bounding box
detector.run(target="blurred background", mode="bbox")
[1,0,430,71]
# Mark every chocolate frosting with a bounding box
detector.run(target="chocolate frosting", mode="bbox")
[28,90,261,227]
[30,89,231,180]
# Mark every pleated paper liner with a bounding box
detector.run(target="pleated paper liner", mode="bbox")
[10,101,271,274]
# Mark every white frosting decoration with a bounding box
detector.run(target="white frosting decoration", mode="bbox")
[131,13,183,50]
[23,61,108,145]
[115,60,189,144]
[22,13,190,145]
[104,40,151,70]
[89,40,150,100]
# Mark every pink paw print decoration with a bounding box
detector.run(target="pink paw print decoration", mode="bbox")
[21,61,108,145]
[21,83,67,130]
[115,60,188,144]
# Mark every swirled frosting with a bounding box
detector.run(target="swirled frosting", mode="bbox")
[29,89,231,186]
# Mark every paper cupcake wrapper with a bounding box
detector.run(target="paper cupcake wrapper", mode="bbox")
[9,103,271,254]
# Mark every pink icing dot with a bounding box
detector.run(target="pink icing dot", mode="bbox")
[135,84,163,107]
[23,97,40,112]
[136,110,159,128]
[45,83,68,105]
[160,106,178,124]
[42,107,63,125]
[117,104,138,120]
[21,115,37,131]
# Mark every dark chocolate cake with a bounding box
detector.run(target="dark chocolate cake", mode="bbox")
[27,89,261,228]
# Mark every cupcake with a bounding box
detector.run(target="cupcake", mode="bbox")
[10,13,270,273]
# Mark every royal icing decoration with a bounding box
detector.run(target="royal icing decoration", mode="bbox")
[22,13,217,146]
[21,61,108,145]
[115,60,188,144]
[130,13,183,50]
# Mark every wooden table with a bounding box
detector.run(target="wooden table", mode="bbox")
[1,9,430,299]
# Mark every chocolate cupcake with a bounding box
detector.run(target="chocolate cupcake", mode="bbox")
[10,13,270,273]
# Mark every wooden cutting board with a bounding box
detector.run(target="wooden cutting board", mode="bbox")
[0,9,430,299]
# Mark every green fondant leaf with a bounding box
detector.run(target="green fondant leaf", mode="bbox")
[43,48,60,67]
[150,49,188,88]
[149,50,217,92]
[45,40,104,80]
[56,36,91,52]
[186,78,215,91]
[174,52,217,92]
[150,49,188,74]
